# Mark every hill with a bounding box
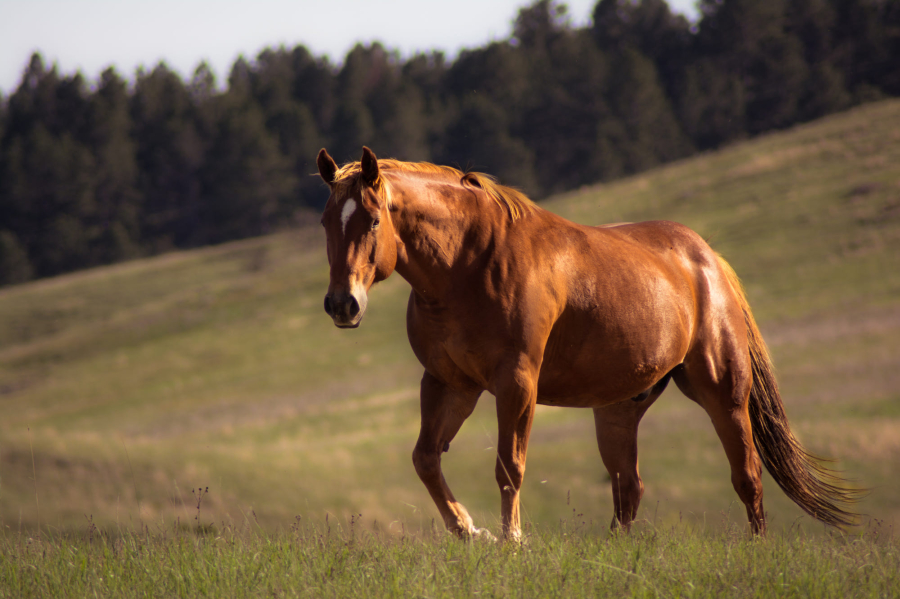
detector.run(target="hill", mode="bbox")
[1,100,899,535]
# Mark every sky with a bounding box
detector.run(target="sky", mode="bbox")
[0,0,699,96]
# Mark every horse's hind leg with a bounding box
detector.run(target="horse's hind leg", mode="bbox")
[412,371,484,538]
[593,375,667,531]
[673,345,766,534]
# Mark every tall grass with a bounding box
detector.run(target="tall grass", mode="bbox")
[1,517,898,598]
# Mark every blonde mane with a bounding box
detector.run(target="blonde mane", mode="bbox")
[331,159,537,221]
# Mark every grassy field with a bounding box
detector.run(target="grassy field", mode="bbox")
[1,99,899,552]
[2,520,899,598]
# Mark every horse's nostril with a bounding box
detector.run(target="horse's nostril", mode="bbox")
[324,295,334,316]
[348,296,360,318]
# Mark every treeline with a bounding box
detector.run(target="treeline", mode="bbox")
[1,0,899,286]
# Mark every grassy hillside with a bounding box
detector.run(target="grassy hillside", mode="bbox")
[1,100,899,537]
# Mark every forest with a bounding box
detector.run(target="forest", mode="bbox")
[0,0,898,285]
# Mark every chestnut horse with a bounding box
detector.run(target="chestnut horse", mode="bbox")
[317,146,858,539]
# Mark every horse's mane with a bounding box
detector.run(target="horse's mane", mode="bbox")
[332,159,537,221]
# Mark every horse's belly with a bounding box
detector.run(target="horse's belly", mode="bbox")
[535,357,673,408]
[535,308,690,407]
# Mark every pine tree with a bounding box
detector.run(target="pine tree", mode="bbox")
[402,52,450,160]
[606,47,694,172]
[784,0,851,121]
[441,94,539,196]
[831,0,891,99]
[0,55,97,276]
[198,90,296,244]
[88,67,142,262]
[242,48,322,213]
[330,44,381,162]
[444,42,531,118]
[515,3,612,192]
[0,230,33,286]
[884,0,900,95]
[131,63,206,250]
[697,0,809,134]
[289,45,335,135]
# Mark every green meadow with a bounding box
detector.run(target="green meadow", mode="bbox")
[1,99,899,589]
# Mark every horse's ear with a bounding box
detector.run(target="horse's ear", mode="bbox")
[317,148,338,187]
[360,146,379,186]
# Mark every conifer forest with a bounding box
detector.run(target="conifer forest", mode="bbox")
[1,0,898,285]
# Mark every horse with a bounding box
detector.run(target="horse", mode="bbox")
[316,146,859,540]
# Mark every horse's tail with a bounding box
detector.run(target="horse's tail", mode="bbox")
[718,256,862,527]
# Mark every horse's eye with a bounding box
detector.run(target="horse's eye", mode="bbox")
[372,218,381,231]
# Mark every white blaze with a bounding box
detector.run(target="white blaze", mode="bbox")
[340,199,357,235]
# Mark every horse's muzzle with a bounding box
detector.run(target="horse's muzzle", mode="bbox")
[324,292,364,328]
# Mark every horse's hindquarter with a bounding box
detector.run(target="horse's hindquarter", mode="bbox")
[536,220,702,407]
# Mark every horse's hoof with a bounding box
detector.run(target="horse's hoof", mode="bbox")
[471,527,497,542]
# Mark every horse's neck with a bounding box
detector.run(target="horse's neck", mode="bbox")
[391,177,491,300]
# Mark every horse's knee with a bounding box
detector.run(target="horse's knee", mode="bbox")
[412,446,440,481]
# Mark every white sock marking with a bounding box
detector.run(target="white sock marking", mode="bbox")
[340,199,357,235]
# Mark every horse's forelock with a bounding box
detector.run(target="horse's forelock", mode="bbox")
[331,161,393,209]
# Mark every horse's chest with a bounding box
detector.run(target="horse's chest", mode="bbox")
[407,300,501,390]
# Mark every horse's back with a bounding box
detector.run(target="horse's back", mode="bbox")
[589,220,716,263]
[541,218,720,307]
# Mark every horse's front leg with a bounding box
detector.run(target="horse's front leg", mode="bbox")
[494,357,539,541]
[412,371,484,538]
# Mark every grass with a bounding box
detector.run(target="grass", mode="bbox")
[0,100,899,554]
[2,519,899,598]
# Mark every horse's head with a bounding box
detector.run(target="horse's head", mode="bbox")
[317,146,398,328]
